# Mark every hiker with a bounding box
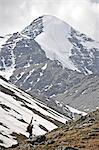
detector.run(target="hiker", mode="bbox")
[27,117,33,139]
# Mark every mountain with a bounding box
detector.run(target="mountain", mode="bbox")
[53,74,99,112]
[0,15,99,112]
[0,75,86,148]
[6,109,99,150]
[22,15,99,74]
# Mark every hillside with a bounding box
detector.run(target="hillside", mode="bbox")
[53,74,99,111]
[6,109,99,150]
[0,75,86,148]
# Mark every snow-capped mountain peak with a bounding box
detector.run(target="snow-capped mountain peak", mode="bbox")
[0,15,99,117]
[22,15,99,74]
[35,15,78,71]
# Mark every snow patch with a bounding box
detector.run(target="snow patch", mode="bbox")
[23,69,34,83]
[40,72,43,76]
[41,63,47,70]
[37,78,40,82]
[26,87,32,92]
[0,49,15,80]
[66,105,87,116]
[24,62,30,68]
[0,35,23,80]
[0,35,11,50]
[16,72,25,80]
[35,16,78,71]
[84,67,92,75]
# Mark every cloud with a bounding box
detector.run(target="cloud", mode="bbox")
[0,0,98,40]
[91,0,99,3]
[0,0,33,34]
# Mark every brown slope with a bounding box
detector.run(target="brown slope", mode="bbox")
[7,109,99,150]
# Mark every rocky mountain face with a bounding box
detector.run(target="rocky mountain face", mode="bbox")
[6,109,99,150]
[53,74,99,111]
[0,15,99,112]
[0,75,86,148]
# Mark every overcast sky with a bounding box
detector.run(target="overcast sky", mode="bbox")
[0,0,99,40]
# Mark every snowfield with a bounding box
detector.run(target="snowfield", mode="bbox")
[0,76,86,148]
[35,16,79,71]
